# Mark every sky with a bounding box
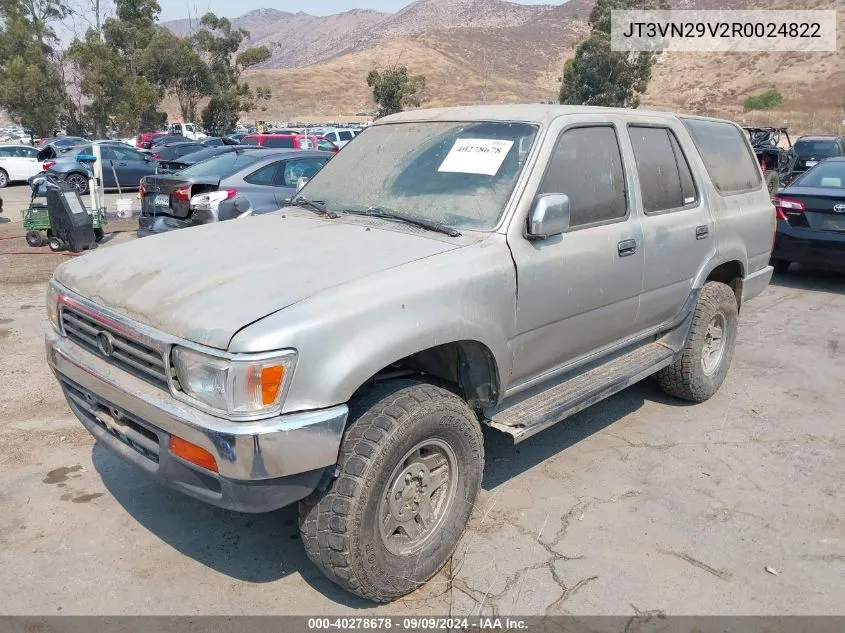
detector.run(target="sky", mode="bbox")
[158,0,562,22]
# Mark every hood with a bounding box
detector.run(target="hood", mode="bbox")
[54,213,462,349]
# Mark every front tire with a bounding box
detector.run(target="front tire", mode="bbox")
[94,227,104,242]
[656,281,738,403]
[0,168,9,188]
[299,380,484,602]
[48,236,63,251]
[25,230,44,247]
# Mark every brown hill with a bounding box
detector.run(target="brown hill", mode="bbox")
[162,0,845,135]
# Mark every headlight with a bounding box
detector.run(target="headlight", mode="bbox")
[171,347,296,418]
[46,283,61,333]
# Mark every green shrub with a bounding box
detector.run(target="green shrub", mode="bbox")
[743,89,783,111]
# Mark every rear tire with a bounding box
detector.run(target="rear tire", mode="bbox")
[299,379,484,602]
[0,168,8,188]
[764,171,780,197]
[25,230,43,247]
[94,227,104,242]
[65,173,89,195]
[48,236,63,252]
[771,258,790,274]
[656,281,738,403]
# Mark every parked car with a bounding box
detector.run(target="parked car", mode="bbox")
[312,127,360,148]
[242,134,338,153]
[44,105,774,603]
[0,144,43,187]
[137,148,330,233]
[150,141,205,163]
[38,136,87,149]
[771,157,845,273]
[154,144,255,173]
[224,133,247,144]
[148,135,189,150]
[791,135,845,179]
[137,132,169,149]
[169,122,206,140]
[44,143,157,193]
[200,137,240,148]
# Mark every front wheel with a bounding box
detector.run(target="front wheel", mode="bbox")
[0,168,9,188]
[25,230,44,247]
[48,236,63,252]
[299,380,484,602]
[656,281,739,403]
[93,227,104,242]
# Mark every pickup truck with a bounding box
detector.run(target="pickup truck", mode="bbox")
[45,105,774,602]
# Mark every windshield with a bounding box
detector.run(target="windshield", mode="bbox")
[793,161,845,188]
[299,121,537,230]
[795,140,839,157]
[178,151,263,178]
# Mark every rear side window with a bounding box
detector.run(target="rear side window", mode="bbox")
[629,126,698,213]
[538,126,627,228]
[263,137,295,149]
[681,118,761,194]
[244,161,281,185]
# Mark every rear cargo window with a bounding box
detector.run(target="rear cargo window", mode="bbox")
[263,137,295,149]
[681,118,761,194]
[794,140,840,158]
[629,126,698,213]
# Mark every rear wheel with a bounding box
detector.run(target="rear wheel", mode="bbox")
[656,281,739,403]
[65,173,89,195]
[93,227,104,242]
[0,168,8,188]
[48,236,63,252]
[771,258,790,274]
[25,230,44,247]
[764,171,780,197]
[299,380,484,602]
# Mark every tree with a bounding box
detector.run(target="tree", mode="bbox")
[0,0,69,137]
[366,66,426,118]
[193,12,271,133]
[559,0,664,108]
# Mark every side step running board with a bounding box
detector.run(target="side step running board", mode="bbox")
[486,342,674,443]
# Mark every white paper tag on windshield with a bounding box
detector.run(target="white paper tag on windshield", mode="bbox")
[438,139,514,176]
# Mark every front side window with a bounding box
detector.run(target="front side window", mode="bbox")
[299,121,537,230]
[283,159,327,187]
[629,126,698,214]
[339,131,353,141]
[538,126,627,228]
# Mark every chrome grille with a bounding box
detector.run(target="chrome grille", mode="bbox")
[60,306,169,389]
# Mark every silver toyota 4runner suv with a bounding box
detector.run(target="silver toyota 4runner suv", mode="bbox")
[46,105,774,601]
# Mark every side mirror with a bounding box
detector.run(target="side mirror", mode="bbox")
[296,177,309,192]
[527,194,571,238]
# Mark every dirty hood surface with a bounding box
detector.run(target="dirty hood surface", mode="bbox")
[54,213,460,349]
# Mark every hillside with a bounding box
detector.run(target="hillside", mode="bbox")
[161,0,845,135]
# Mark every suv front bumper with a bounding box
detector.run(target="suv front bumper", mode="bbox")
[46,328,347,512]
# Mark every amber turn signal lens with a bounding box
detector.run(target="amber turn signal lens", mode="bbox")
[169,436,218,472]
[260,365,285,405]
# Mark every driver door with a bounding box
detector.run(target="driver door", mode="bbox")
[506,121,644,387]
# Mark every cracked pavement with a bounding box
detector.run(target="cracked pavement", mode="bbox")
[1,202,844,616]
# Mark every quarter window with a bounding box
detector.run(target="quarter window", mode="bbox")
[629,126,698,214]
[538,126,627,228]
[681,118,761,194]
[244,162,280,186]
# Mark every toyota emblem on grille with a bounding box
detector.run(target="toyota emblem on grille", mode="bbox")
[96,331,115,357]
[834,204,845,213]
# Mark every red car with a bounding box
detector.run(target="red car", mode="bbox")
[137,132,169,150]
[241,134,338,153]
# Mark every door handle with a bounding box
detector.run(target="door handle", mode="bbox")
[118,162,127,166]
[696,225,709,240]
[617,239,637,257]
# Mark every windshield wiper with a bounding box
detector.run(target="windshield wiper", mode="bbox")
[342,206,461,237]
[289,196,338,218]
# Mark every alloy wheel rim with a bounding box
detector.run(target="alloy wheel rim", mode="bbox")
[378,438,458,556]
[701,313,727,375]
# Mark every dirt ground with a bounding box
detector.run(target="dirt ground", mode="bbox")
[1,182,844,616]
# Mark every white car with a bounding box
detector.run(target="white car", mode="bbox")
[170,122,207,141]
[312,127,360,148]
[0,144,43,187]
